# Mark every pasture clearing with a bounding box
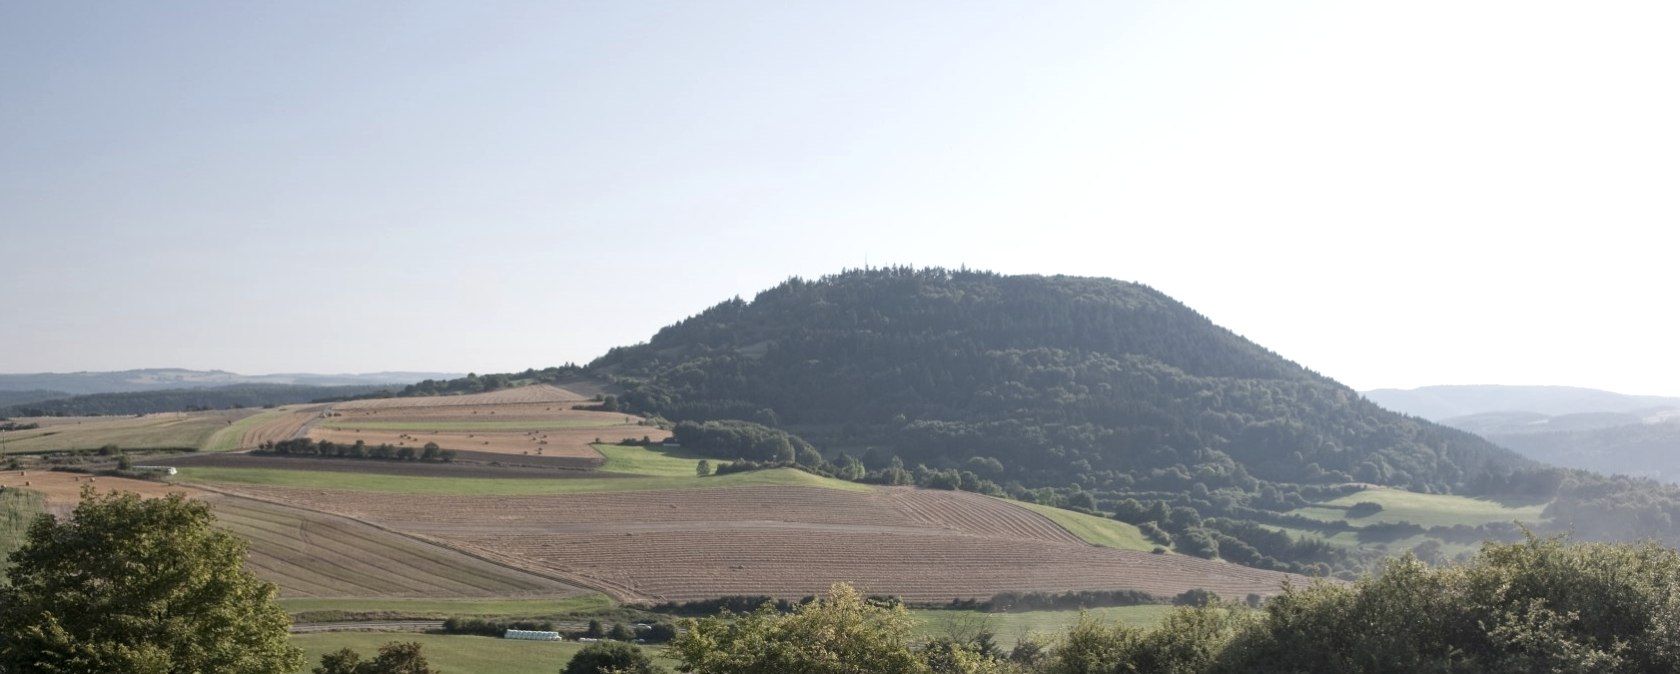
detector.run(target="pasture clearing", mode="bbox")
[1015,501,1158,552]
[206,495,587,600]
[1288,487,1548,528]
[290,633,680,674]
[594,443,705,476]
[214,482,1301,604]
[0,410,254,454]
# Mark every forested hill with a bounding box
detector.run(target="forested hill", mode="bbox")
[592,268,1528,495]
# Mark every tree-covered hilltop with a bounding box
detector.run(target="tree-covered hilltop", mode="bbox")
[592,267,1528,495]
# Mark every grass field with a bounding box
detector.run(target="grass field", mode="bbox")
[280,595,614,619]
[595,444,705,477]
[178,466,874,496]
[0,488,45,576]
[1015,501,1157,552]
[204,407,296,452]
[1289,487,1548,528]
[912,605,1176,645]
[291,633,679,674]
[0,410,255,454]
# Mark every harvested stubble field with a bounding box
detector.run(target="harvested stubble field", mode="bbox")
[221,404,332,450]
[213,482,1302,603]
[0,410,257,454]
[0,469,202,508]
[174,452,617,479]
[333,384,591,410]
[310,387,665,464]
[206,495,586,599]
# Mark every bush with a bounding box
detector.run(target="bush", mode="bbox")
[1346,501,1384,518]
[562,641,666,674]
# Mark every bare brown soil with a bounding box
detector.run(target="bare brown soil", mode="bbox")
[173,452,623,479]
[309,397,668,463]
[333,385,591,411]
[0,470,202,508]
[206,494,585,598]
[217,484,1304,603]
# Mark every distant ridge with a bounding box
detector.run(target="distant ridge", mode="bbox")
[1362,385,1680,421]
[0,369,460,397]
[1365,385,1680,483]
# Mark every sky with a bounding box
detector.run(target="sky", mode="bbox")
[2,1,1676,395]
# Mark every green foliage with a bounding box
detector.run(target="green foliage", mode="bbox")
[314,641,441,674]
[1345,501,1383,518]
[0,490,303,674]
[562,640,667,674]
[672,419,807,463]
[670,583,931,674]
[1217,535,1680,673]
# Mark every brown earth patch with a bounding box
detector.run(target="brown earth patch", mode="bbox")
[0,469,202,508]
[205,494,586,598]
[172,452,622,478]
[334,385,590,411]
[307,404,665,463]
[215,484,1304,603]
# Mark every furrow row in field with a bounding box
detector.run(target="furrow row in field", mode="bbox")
[443,528,1291,603]
[204,495,586,599]
[334,385,589,410]
[884,488,1086,545]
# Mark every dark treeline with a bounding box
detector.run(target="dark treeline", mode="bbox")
[1,384,390,417]
[0,390,67,409]
[395,365,584,398]
[256,437,456,463]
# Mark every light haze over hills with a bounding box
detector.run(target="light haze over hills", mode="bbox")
[0,369,455,397]
[1363,385,1680,421]
[1366,385,1680,483]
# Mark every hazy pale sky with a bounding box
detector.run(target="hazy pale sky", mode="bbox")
[3,1,1676,395]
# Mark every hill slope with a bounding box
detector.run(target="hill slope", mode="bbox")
[593,268,1527,495]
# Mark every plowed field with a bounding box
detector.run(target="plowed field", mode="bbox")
[206,495,585,599]
[213,484,1302,603]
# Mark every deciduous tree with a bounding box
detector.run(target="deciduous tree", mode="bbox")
[0,490,303,674]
